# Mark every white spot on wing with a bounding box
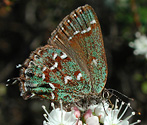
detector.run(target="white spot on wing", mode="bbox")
[38,50,42,54]
[90,20,96,24]
[87,27,91,32]
[74,14,76,17]
[69,36,72,40]
[51,92,55,99]
[53,53,58,60]
[81,27,91,34]
[67,20,70,23]
[92,59,98,66]
[50,62,58,70]
[74,31,80,35]
[77,73,82,80]
[64,76,72,84]
[42,67,47,71]
[60,52,67,59]
[49,83,55,90]
[42,73,45,80]
[81,29,86,34]
[61,27,64,30]
[30,93,35,98]
[24,82,27,91]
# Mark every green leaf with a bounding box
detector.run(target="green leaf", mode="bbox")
[141,81,147,94]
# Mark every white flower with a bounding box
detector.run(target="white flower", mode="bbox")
[103,99,141,125]
[104,108,129,125]
[42,100,78,125]
[42,99,141,125]
[89,101,109,123]
[83,109,100,125]
[129,32,147,58]
[88,99,140,125]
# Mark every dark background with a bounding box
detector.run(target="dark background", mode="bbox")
[0,0,146,125]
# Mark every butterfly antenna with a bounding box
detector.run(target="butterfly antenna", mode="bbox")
[104,88,140,113]
[6,77,20,86]
[106,88,134,101]
[104,88,129,105]
[6,63,23,86]
[106,90,142,121]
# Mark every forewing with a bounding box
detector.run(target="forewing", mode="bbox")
[49,5,108,94]
[19,45,91,102]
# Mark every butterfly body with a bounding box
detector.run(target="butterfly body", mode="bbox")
[18,5,108,103]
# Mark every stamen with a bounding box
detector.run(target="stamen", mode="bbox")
[43,114,49,122]
[118,111,135,125]
[130,120,141,125]
[118,103,130,120]
[125,112,136,121]
[42,105,50,117]
[42,105,59,124]
[111,109,115,122]
[115,99,119,109]
[117,101,124,115]
[51,102,55,110]
[60,100,63,124]
[43,120,48,125]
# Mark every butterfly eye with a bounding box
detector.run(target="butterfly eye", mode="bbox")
[25,71,34,78]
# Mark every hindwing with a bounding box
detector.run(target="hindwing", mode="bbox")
[20,45,91,102]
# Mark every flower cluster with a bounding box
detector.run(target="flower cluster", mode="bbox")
[42,99,141,125]
[129,32,147,59]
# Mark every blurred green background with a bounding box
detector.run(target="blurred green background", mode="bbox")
[0,0,146,125]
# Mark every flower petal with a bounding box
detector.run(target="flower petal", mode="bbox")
[86,116,99,125]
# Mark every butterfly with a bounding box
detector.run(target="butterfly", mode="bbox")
[16,4,108,103]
